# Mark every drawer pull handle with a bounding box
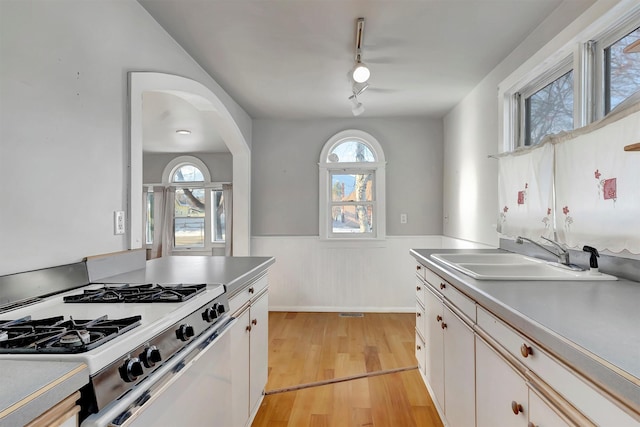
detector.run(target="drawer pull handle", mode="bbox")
[416,312,421,317]
[252,319,258,326]
[416,286,421,291]
[416,345,422,350]
[440,283,446,290]
[248,287,255,294]
[436,315,442,322]
[416,265,422,271]
[520,344,533,358]
[511,401,523,415]
[246,325,252,332]
[441,322,447,330]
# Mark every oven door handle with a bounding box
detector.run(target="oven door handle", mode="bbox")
[81,316,236,427]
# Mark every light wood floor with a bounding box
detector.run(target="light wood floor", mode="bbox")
[252,312,443,427]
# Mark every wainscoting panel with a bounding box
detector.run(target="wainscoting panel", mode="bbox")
[251,236,492,312]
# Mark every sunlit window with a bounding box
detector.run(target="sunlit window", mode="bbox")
[319,131,386,240]
[525,70,574,146]
[604,27,640,114]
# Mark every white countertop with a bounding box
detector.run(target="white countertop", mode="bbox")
[411,248,640,413]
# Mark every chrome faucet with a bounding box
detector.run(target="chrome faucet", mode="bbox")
[515,236,571,266]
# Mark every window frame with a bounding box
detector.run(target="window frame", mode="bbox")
[517,57,574,147]
[500,5,640,152]
[319,130,386,241]
[145,155,226,253]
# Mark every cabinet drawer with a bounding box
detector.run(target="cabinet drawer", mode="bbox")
[477,307,638,427]
[229,275,268,315]
[416,300,425,338]
[415,278,425,305]
[416,263,426,280]
[425,269,475,321]
[415,331,426,375]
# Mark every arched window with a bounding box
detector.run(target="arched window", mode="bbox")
[319,130,386,240]
[145,156,225,253]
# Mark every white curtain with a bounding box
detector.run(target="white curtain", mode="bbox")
[223,184,233,256]
[148,186,175,259]
[555,109,640,253]
[497,143,555,242]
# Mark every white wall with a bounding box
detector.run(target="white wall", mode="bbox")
[252,236,491,312]
[442,0,597,246]
[0,0,251,276]
[252,117,444,236]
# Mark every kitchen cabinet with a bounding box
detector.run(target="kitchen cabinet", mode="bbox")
[415,266,475,427]
[24,391,81,427]
[412,257,639,427]
[476,336,528,427]
[229,273,269,427]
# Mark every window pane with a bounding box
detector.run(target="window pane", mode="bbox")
[328,140,375,162]
[212,190,225,242]
[331,173,373,202]
[605,27,640,114]
[172,165,204,182]
[332,205,373,234]
[145,191,154,245]
[525,70,574,146]
[174,217,205,247]
[174,188,205,247]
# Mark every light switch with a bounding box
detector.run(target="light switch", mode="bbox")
[400,213,408,224]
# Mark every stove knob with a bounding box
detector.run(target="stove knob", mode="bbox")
[140,346,162,368]
[119,358,144,383]
[176,324,195,341]
[216,303,226,316]
[202,307,218,323]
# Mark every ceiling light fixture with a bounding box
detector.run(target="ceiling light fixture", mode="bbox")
[175,129,191,135]
[351,18,370,84]
[349,94,365,116]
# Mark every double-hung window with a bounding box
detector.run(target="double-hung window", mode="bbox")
[319,130,386,240]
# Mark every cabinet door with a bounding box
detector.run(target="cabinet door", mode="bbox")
[231,307,251,427]
[249,291,269,416]
[424,286,444,408]
[443,306,475,427]
[529,389,570,427]
[476,337,528,427]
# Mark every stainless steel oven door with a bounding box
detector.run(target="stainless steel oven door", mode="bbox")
[82,317,235,427]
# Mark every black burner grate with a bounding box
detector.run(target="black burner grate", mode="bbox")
[0,315,142,353]
[63,283,206,303]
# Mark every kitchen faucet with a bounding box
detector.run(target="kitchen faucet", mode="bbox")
[515,236,581,270]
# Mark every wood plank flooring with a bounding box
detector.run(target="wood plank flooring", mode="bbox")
[252,312,443,427]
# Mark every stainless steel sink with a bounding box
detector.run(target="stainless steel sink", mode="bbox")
[430,253,617,281]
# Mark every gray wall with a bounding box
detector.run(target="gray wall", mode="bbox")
[143,153,233,184]
[251,117,443,236]
[0,0,250,276]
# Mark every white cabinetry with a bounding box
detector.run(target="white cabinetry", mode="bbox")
[476,337,529,427]
[415,266,475,427]
[230,274,269,427]
[413,260,639,427]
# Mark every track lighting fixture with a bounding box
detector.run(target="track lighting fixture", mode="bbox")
[349,94,365,116]
[350,18,370,84]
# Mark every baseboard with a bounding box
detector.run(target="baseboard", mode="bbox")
[269,306,414,313]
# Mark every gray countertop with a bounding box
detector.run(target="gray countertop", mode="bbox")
[0,360,88,427]
[99,256,275,298]
[410,248,640,412]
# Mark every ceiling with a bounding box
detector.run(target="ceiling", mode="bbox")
[138,0,586,153]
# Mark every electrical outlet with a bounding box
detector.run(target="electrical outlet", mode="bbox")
[400,213,408,224]
[114,211,125,235]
